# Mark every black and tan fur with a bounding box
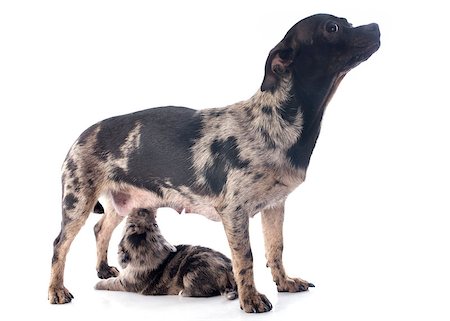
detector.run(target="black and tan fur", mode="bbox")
[49,14,380,313]
[95,208,237,299]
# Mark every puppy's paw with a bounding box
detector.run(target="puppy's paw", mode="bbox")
[48,285,74,304]
[240,291,272,313]
[94,280,108,290]
[276,276,314,292]
[97,262,120,279]
[225,289,238,300]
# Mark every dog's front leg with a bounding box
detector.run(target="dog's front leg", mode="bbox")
[220,208,272,313]
[261,202,314,292]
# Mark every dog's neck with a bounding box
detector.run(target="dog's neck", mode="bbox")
[230,74,346,171]
[239,77,302,151]
[246,72,346,170]
[282,72,347,170]
[294,72,347,133]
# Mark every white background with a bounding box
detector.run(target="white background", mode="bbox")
[1,1,449,320]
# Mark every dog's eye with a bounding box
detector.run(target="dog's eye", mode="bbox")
[326,22,339,33]
[153,223,158,228]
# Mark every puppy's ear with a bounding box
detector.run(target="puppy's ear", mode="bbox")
[261,41,294,92]
[164,241,177,253]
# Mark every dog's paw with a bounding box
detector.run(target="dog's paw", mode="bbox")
[48,285,74,304]
[97,263,120,279]
[240,291,272,313]
[276,276,315,292]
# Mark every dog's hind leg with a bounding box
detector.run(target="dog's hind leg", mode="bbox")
[49,181,99,304]
[94,200,124,279]
[261,201,314,292]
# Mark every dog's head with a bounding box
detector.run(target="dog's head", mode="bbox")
[261,14,380,92]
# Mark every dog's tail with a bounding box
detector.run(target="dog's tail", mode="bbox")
[93,201,104,214]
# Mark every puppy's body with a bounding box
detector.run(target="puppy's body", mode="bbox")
[95,208,237,299]
[49,14,380,312]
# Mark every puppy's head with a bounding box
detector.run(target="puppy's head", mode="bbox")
[261,14,380,92]
[126,208,157,231]
[124,208,177,254]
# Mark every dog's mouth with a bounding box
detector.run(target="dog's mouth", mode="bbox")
[358,41,380,58]
[344,22,380,69]
[346,39,380,70]
[363,38,381,53]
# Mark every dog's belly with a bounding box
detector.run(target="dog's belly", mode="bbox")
[101,165,306,222]
[104,185,221,221]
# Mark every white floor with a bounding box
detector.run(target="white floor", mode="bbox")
[2,1,450,320]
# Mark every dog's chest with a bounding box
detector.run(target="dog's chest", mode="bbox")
[238,165,306,214]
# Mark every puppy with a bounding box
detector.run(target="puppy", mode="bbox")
[95,208,237,299]
[49,14,380,313]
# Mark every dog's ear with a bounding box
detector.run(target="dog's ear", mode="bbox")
[261,41,294,92]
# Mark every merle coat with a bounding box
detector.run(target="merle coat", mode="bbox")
[49,13,380,313]
[95,208,237,299]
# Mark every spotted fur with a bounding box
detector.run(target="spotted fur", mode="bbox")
[49,14,380,313]
[95,208,237,299]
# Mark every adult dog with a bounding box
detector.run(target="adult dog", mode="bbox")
[49,13,380,313]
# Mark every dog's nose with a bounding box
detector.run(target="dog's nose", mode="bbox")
[366,23,380,36]
[367,23,379,31]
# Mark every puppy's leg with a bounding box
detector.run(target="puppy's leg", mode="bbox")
[49,187,97,304]
[220,208,272,313]
[94,201,124,279]
[261,202,314,292]
[179,276,212,298]
[95,277,126,292]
